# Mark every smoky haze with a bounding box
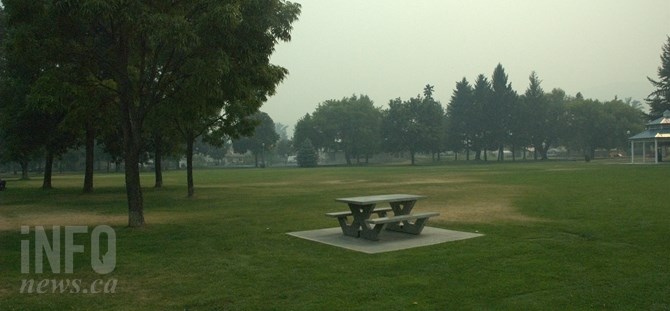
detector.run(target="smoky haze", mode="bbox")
[263,0,670,131]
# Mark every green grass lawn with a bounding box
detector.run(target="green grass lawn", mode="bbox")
[1,161,669,310]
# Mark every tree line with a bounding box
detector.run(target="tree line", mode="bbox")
[293,61,667,166]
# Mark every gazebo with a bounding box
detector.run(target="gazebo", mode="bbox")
[629,110,670,164]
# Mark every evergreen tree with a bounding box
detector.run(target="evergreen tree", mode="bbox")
[522,71,549,159]
[472,74,492,160]
[296,139,318,167]
[420,84,445,160]
[647,36,670,117]
[445,78,474,156]
[490,64,518,161]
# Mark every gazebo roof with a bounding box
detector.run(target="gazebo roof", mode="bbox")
[646,110,670,126]
[629,110,670,141]
[629,129,670,140]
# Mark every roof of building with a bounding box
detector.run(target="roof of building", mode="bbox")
[646,110,670,126]
[630,110,670,141]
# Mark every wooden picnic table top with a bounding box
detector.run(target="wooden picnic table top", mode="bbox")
[335,194,425,205]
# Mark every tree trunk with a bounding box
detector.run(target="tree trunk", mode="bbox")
[124,149,145,227]
[154,134,163,188]
[122,121,145,227]
[42,151,54,190]
[83,123,95,193]
[410,150,416,165]
[186,136,195,198]
[118,38,145,227]
[541,145,549,160]
[20,160,29,180]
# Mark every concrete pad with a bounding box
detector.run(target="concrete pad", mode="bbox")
[287,227,483,254]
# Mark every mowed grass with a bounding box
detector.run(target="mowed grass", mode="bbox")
[1,161,669,310]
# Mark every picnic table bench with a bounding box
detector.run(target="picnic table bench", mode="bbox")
[326,194,439,241]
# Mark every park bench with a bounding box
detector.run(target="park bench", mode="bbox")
[326,207,392,236]
[366,212,440,235]
[325,207,392,218]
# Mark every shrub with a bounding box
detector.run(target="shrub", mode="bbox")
[296,139,318,167]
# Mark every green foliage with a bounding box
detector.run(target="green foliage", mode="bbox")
[1,0,301,224]
[488,64,519,159]
[232,112,279,167]
[296,138,318,167]
[521,71,550,159]
[445,77,474,153]
[292,113,319,153]
[647,36,670,117]
[310,94,382,164]
[382,85,445,165]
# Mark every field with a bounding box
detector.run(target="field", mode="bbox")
[1,161,669,310]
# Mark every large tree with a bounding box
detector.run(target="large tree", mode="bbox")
[563,98,611,160]
[471,74,492,160]
[420,85,446,160]
[3,0,301,227]
[521,71,549,160]
[445,78,474,157]
[489,64,518,161]
[382,86,444,165]
[647,36,670,117]
[232,112,279,168]
[311,95,381,164]
[0,1,70,184]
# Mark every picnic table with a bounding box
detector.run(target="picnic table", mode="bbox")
[326,194,439,241]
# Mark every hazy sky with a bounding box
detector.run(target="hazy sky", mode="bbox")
[263,0,670,131]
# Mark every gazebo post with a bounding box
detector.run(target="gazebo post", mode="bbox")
[643,142,646,163]
[631,141,634,163]
[655,139,659,164]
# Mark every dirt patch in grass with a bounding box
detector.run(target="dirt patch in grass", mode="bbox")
[0,211,213,231]
[427,201,543,224]
[370,177,477,187]
[0,212,127,231]
[319,179,369,185]
[418,184,544,224]
[199,181,295,188]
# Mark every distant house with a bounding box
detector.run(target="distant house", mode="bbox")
[629,110,670,164]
